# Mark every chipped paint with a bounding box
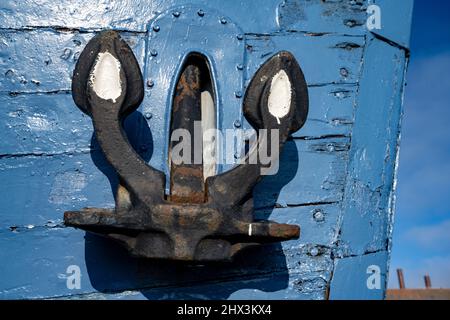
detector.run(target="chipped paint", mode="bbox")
[26,114,52,131]
[89,52,122,103]
[268,69,291,124]
[49,172,87,204]
[0,0,413,300]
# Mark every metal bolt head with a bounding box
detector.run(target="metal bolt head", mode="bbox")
[153,25,160,32]
[235,91,243,98]
[146,79,154,88]
[309,247,319,257]
[220,17,227,24]
[197,9,205,17]
[340,67,349,77]
[144,112,153,120]
[313,209,325,222]
[237,34,244,41]
[150,49,158,57]
[237,64,244,70]
[234,120,242,128]
[172,11,180,17]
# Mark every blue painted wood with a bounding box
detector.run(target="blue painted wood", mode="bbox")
[329,251,388,300]
[0,203,338,299]
[370,0,414,49]
[0,0,413,299]
[0,0,369,35]
[328,34,408,299]
[0,31,146,93]
[337,35,407,256]
[277,0,368,35]
[245,34,364,87]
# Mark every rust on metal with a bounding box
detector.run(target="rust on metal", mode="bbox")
[397,268,406,289]
[64,31,309,262]
[169,61,205,204]
[424,275,432,289]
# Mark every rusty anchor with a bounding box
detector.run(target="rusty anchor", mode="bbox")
[64,31,309,262]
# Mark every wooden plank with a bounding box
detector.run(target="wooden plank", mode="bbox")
[0,30,146,93]
[0,153,115,228]
[0,0,164,32]
[0,31,363,93]
[0,137,347,227]
[0,84,355,155]
[277,0,368,35]
[370,0,414,49]
[329,251,388,300]
[256,204,341,247]
[245,34,365,87]
[254,137,349,208]
[0,225,333,299]
[295,84,355,139]
[0,0,370,35]
[337,36,407,257]
[0,92,155,159]
[60,272,328,300]
[0,93,92,155]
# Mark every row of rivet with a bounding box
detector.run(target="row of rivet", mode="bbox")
[147,9,245,133]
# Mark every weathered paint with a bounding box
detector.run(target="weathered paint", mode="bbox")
[89,52,123,103]
[268,70,292,124]
[0,0,413,299]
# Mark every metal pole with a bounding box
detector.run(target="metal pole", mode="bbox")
[397,268,405,289]
[424,275,432,289]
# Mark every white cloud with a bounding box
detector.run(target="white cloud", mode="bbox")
[403,219,450,251]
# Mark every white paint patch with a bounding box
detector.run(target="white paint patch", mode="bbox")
[89,52,122,102]
[201,90,217,181]
[26,115,51,131]
[214,48,225,61]
[49,172,87,204]
[267,69,291,124]
[248,223,253,236]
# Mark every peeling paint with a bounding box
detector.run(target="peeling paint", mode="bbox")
[49,171,87,204]
[0,0,412,300]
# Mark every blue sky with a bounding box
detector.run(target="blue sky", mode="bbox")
[388,0,450,288]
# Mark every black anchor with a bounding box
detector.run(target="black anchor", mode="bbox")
[65,31,309,261]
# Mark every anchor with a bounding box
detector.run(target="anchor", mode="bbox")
[64,30,309,261]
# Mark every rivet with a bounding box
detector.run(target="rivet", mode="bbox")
[152,25,160,32]
[235,91,242,98]
[150,49,158,57]
[237,34,244,41]
[146,79,154,88]
[234,120,242,128]
[345,19,357,27]
[172,11,180,17]
[236,64,244,70]
[313,209,325,222]
[309,247,319,257]
[220,18,227,24]
[197,9,205,17]
[340,67,349,77]
[144,112,153,120]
